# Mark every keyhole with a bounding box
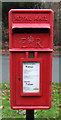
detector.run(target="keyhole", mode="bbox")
[18,78,20,80]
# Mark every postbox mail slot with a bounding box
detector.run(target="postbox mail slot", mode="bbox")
[13,28,50,33]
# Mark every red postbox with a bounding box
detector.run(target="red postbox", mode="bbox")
[9,9,54,109]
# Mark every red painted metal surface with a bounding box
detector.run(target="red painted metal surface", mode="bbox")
[9,9,54,109]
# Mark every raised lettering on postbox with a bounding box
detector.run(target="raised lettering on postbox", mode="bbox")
[13,13,49,23]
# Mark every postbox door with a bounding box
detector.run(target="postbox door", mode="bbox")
[11,52,52,107]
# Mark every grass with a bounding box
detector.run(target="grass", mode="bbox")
[0,82,61,119]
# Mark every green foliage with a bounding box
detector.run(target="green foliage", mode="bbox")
[2,23,8,43]
[57,46,61,51]
[54,46,61,51]
[0,1,2,21]
[0,82,61,119]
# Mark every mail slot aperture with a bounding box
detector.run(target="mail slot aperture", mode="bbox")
[13,28,50,33]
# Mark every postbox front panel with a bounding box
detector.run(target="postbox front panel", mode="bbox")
[10,52,52,108]
[9,9,54,109]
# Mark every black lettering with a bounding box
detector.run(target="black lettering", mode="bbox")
[28,84,33,85]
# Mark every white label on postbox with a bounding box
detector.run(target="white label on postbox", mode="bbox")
[23,62,40,93]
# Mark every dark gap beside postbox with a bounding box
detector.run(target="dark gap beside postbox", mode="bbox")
[13,28,49,34]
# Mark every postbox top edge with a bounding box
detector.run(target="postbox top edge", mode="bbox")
[9,9,54,14]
